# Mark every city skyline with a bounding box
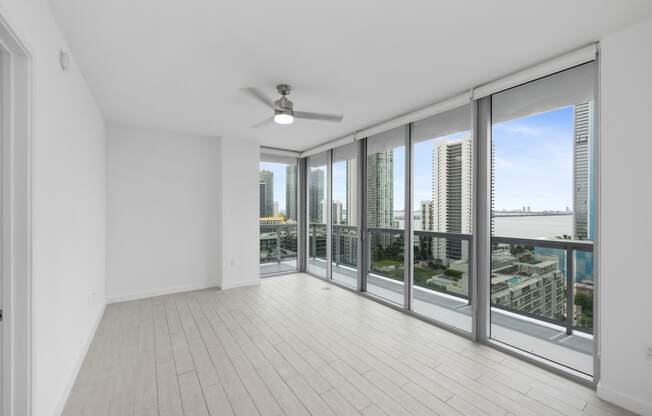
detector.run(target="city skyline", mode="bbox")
[261,104,591,236]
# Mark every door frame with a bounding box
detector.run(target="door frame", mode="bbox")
[0,10,32,416]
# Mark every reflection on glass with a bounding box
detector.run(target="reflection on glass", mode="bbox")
[412,235,471,332]
[259,161,298,275]
[331,144,358,288]
[307,154,328,277]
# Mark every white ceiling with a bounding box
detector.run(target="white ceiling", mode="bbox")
[49,0,652,152]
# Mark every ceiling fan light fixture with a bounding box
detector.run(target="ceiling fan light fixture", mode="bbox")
[274,111,294,125]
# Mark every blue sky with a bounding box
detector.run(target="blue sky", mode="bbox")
[262,105,574,214]
[493,106,573,211]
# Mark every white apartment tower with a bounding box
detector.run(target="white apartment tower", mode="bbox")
[573,101,592,240]
[431,137,472,260]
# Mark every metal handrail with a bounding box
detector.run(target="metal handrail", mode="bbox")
[492,235,593,251]
[414,230,473,241]
[259,223,299,229]
[367,226,405,234]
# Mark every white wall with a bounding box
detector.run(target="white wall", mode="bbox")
[107,125,221,301]
[598,17,652,416]
[218,137,260,289]
[0,0,107,415]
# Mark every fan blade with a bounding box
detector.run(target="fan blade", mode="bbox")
[242,87,276,109]
[294,111,343,122]
[251,117,274,128]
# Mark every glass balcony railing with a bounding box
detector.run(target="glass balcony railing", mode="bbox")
[490,236,594,375]
[331,224,358,268]
[366,227,405,305]
[412,231,473,332]
[259,223,298,274]
[332,224,358,288]
[308,223,327,261]
[490,236,594,335]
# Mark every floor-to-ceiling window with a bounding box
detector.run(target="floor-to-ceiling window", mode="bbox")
[307,152,329,277]
[331,143,358,288]
[411,105,473,332]
[259,155,298,275]
[297,52,597,380]
[489,62,595,375]
[365,127,407,305]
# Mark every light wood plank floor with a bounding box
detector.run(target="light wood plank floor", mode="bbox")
[63,273,634,416]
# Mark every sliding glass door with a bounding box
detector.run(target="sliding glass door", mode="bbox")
[331,143,358,288]
[365,127,407,306]
[259,156,298,275]
[296,54,597,380]
[411,105,473,332]
[307,152,328,277]
[489,62,595,375]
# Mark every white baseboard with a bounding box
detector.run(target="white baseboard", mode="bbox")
[220,278,260,290]
[107,282,218,304]
[597,383,652,416]
[52,303,106,416]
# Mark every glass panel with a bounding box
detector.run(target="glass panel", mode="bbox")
[332,143,358,288]
[413,234,471,331]
[259,160,297,275]
[366,127,405,305]
[573,250,593,333]
[367,230,404,305]
[489,242,592,375]
[307,153,328,277]
[490,63,595,376]
[411,104,472,331]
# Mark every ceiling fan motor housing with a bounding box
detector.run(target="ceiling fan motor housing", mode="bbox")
[275,95,294,116]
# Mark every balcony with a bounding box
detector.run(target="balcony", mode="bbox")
[305,224,594,375]
[259,223,298,275]
[490,236,594,375]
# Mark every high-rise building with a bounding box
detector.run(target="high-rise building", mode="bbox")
[573,102,595,282]
[491,249,565,320]
[573,101,593,240]
[431,137,472,260]
[367,150,394,228]
[332,200,343,225]
[259,182,267,218]
[285,165,297,221]
[346,159,357,226]
[259,170,274,217]
[419,200,433,231]
[308,168,325,224]
[367,150,394,252]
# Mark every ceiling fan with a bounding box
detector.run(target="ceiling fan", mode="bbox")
[243,84,344,127]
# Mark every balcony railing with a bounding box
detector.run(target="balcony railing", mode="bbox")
[413,230,472,300]
[302,223,594,336]
[491,236,594,335]
[332,224,358,268]
[308,223,327,261]
[259,223,298,265]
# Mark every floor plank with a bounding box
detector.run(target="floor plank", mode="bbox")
[62,273,635,416]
